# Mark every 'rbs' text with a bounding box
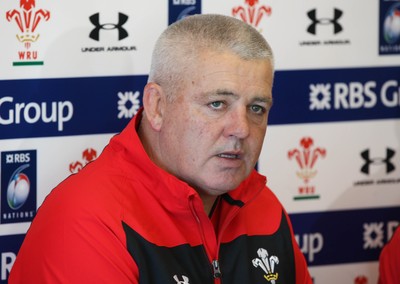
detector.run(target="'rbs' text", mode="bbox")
[309,80,400,110]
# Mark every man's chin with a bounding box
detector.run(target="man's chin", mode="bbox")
[204,179,244,196]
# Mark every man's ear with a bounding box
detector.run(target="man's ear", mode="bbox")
[142,82,165,131]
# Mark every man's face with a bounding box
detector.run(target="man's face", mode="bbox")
[159,51,273,198]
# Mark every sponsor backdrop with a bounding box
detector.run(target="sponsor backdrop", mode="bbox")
[0,0,399,283]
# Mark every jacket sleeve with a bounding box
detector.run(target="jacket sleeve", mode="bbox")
[8,181,138,284]
[378,227,400,284]
[283,210,313,284]
[293,240,313,284]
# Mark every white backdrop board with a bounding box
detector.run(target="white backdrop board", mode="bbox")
[1,0,399,283]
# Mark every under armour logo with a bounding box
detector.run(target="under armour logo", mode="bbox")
[307,8,343,35]
[173,275,190,284]
[360,148,396,175]
[89,12,128,41]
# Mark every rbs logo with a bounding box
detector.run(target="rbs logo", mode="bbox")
[309,80,400,110]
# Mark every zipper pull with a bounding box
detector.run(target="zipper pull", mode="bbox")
[212,260,222,278]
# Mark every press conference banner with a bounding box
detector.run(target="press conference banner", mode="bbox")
[1,0,400,283]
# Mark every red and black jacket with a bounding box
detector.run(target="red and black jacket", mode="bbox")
[9,110,312,283]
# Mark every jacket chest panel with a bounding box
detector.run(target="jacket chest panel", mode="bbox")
[122,212,295,284]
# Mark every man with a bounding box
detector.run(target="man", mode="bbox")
[378,227,400,283]
[9,14,312,283]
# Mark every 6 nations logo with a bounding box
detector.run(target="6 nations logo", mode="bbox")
[1,150,37,224]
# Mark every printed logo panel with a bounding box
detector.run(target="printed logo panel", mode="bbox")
[269,66,400,125]
[379,0,400,55]
[231,0,272,29]
[288,137,326,201]
[69,148,98,174]
[89,12,128,41]
[0,75,145,139]
[0,234,25,284]
[307,8,343,35]
[1,150,36,224]
[169,0,201,25]
[5,0,50,66]
[290,207,400,266]
[354,147,400,187]
[4,67,392,135]
[82,11,137,53]
[300,7,351,47]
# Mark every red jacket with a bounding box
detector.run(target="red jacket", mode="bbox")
[9,110,312,283]
[379,227,400,284]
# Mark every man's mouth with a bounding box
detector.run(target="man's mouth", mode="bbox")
[217,153,240,159]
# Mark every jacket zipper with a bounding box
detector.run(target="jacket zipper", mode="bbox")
[212,260,222,278]
[189,196,222,283]
[188,183,265,283]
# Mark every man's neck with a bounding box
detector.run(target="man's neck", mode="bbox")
[198,193,219,216]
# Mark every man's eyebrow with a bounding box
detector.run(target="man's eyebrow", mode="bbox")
[254,96,273,106]
[214,89,237,97]
[209,89,273,106]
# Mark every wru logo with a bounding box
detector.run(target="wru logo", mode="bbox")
[232,0,272,28]
[6,0,50,47]
[252,248,279,283]
[288,137,326,184]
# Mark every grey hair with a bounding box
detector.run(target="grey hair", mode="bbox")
[148,14,274,99]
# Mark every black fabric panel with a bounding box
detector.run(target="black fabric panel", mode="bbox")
[122,209,296,284]
[219,211,296,284]
[122,222,214,284]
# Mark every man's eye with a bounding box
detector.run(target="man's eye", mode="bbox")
[209,101,224,109]
[250,105,266,114]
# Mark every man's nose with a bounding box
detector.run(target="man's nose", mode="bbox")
[224,107,250,139]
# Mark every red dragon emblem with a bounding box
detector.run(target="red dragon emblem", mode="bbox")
[232,0,272,28]
[6,0,50,48]
[69,148,98,174]
[288,137,326,184]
